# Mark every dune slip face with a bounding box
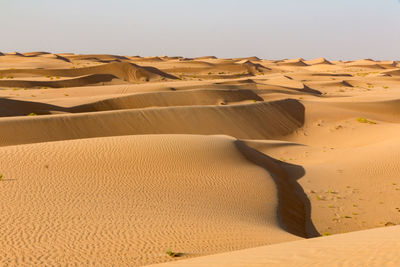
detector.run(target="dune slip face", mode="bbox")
[1,53,400,266]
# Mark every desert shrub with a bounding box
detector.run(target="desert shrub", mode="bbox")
[356,117,376,124]
[166,249,178,258]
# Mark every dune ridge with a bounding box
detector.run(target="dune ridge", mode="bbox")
[0,62,177,88]
[0,99,304,147]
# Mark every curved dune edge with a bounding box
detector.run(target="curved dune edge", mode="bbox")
[235,140,318,238]
[0,88,264,116]
[0,73,121,88]
[0,62,177,87]
[0,89,264,116]
[148,226,400,267]
[0,99,304,147]
[0,134,300,266]
[70,89,263,112]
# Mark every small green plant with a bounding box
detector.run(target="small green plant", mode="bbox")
[322,232,331,236]
[356,117,376,124]
[344,215,351,219]
[27,113,37,116]
[166,249,178,258]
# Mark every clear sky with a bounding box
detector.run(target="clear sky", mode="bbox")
[1,0,399,60]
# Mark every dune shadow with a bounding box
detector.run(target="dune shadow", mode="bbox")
[141,65,179,80]
[235,140,320,238]
[0,98,69,117]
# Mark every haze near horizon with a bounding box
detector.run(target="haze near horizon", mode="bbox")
[1,0,399,59]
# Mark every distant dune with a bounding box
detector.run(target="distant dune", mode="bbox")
[0,53,399,266]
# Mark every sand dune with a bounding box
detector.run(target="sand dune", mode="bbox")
[0,135,299,266]
[0,62,177,87]
[277,58,308,66]
[1,53,400,266]
[0,53,72,69]
[63,54,130,62]
[0,73,122,88]
[6,52,24,56]
[304,57,332,65]
[194,56,217,60]
[70,89,264,112]
[383,69,400,76]
[22,51,51,57]
[149,226,400,267]
[0,89,263,116]
[0,99,304,146]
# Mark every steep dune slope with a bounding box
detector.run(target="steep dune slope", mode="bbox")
[0,99,304,147]
[0,89,263,116]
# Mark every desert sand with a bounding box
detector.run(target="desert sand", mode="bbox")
[0,52,399,266]
[149,226,400,267]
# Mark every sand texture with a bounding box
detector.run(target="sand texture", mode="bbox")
[149,226,400,267]
[0,53,400,266]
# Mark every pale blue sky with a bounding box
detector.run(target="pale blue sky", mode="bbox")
[1,0,399,59]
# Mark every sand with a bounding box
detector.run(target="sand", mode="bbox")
[0,53,399,266]
[149,226,400,267]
